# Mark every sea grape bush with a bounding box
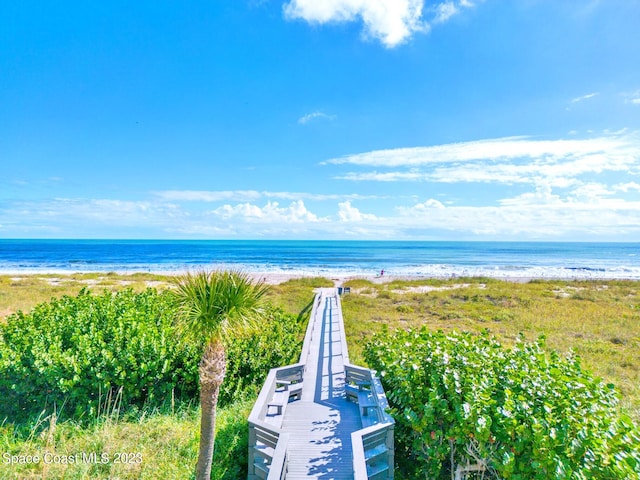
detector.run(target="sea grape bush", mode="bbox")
[364,327,640,479]
[0,288,199,421]
[0,289,305,423]
[219,305,305,406]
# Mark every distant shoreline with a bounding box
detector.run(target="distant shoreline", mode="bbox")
[2,269,638,285]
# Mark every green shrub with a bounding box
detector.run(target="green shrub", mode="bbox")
[0,288,200,422]
[0,290,306,423]
[364,328,640,479]
[219,305,305,406]
[396,304,414,314]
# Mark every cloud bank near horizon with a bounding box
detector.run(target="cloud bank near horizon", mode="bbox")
[2,133,638,240]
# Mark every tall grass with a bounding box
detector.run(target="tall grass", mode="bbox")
[0,397,254,479]
[0,274,328,323]
[266,276,334,315]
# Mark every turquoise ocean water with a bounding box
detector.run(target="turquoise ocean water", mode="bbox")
[0,240,639,280]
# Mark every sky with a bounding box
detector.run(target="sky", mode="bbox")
[1,0,639,241]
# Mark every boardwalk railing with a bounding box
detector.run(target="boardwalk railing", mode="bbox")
[247,293,324,480]
[346,366,395,480]
[298,293,324,366]
[334,288,395,479]
[247,365,302,479]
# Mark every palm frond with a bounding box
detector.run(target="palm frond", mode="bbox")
[171,270,269,344]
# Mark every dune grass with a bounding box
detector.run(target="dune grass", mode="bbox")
[266,276,334,315]
[0,273,331,324]
[341,277,640,421]
[0,273,172,322]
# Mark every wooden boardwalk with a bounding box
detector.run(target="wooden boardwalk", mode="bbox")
[283,291,360,479]
[248,288,394,480]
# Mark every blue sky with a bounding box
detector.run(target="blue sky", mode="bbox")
[1,0,639,240]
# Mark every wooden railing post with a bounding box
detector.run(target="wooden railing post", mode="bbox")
[347,363,395,479]
[386,424,395,479]
[267,432,290,480]
[247,422,257,479]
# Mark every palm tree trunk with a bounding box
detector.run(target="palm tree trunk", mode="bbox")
[196,339,227,480]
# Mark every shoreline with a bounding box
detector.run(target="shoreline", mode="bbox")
[2,269,639,285]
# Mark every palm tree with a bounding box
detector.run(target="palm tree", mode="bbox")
[172,270,269,480]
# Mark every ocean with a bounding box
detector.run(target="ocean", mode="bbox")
[0,240,639,280]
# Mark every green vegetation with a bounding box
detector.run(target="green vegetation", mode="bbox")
[341,278,640,419]
[0,398,252,479]
[365,328,640,479]
[266,276,334,315]
[219,304,306,406]
[0,275,311,479]
[1,274,639,479]
[0,288,198,422]
[0,273,172,322]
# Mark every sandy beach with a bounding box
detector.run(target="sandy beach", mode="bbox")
[0,269,594,288]
[1,270,421,286]
[247,272,534,286]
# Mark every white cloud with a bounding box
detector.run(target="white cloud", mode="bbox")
[615,182,640,193]
[283,0,426,47]
[337,171,425,182]
[212,200,321,224]
[411,198,446,210]
[326,135,634,167]
[328,133,640,189]
[3,188,640,240]
[214,203,263,219]
[4,130,639,240]
[569,182,615,202]
[623,89,640,105]
[395,197,640,238]
[298,111,336,124]
[283,0,480,47]
[319,132,640,239]
[156,190,262,202]
[433,1,459,24]
[0,198,187,237]
[338,201,377,222]
[432,0,474,23]
[425,152,635,187]
[571,92,599,103]
[499,184,561,207]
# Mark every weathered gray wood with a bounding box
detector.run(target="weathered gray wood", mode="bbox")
[281,290,357,478]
